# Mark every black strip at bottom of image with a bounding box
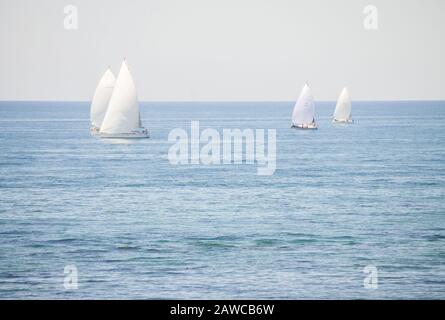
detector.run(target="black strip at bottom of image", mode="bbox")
[0,300,441,318]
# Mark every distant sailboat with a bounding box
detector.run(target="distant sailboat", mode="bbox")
[90,68,115,134]
[333,87,353,123]
[291,83,317,129]
[100,60,149,139]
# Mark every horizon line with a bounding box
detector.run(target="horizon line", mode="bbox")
[1,99,445,103]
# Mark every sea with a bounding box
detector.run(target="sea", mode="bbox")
[0,101,444,299]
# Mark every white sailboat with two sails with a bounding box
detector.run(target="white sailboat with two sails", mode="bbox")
[90,59,149,139]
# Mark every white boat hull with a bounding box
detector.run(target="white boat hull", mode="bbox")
[333,119,353,123]
[292,123,318,130]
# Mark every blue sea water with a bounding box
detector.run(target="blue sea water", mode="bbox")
[0,101,444,299]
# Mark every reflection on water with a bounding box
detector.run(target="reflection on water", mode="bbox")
[100,138,139,145]
[90,132,145,145]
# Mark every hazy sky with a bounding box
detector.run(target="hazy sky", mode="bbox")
[0,0,443,101]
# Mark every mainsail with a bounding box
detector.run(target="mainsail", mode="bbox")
[90,69,115,129]
[292,84,315,126]
[333,87,352,121]
[100,60,141,134]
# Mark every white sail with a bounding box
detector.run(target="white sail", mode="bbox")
[90,69,115,129]
[100,60,141,134]
[292,84,315,126]
[333,87,352,121]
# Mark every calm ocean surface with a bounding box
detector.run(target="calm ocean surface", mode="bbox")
[0,101,444,299]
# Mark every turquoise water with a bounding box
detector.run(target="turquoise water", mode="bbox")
[0,101,444,299]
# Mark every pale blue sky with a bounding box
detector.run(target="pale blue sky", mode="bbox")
[0,0,443,101]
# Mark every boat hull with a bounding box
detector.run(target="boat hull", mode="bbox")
[291,123,318,130]
[333,119,353,123]
[90,126,101,136]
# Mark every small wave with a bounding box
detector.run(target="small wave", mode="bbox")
[45,238,80,244]
[423,234,445,242]
[115,244,141,251]
[254,238,281,246]
[192,240,236,249]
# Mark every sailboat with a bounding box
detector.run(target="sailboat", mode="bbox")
[333,87,353,123]
[90,68,116,134]
[100,59,149,139]
[291,83,317,129]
